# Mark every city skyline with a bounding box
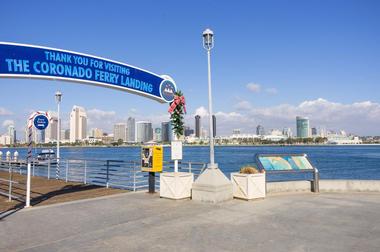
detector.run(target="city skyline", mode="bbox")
[0,101,363,145]
[1,1,380,136]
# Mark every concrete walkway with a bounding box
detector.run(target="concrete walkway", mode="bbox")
[1,192,379,252]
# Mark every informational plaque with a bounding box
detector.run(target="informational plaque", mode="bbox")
[257,154,314,171]
[171,140,183,160]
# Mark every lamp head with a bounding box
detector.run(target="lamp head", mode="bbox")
[55,91,62,102]
[203,28,214,50]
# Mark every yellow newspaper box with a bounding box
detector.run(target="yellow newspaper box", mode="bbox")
[141,145,163,172]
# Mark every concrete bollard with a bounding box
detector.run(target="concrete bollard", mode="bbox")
[6,151,11,161]
[13,151,19,162]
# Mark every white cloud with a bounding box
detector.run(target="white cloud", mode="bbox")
[265,88,278,94]
[194,106,209,117]
[137,113,171,125]
[2,119,14,128]
[235,100,252,111]
[201,98,380,135]
[87,109,116,119]
[86,109,117,132]
[245,98,380,135]
[0,107,12,116]
[246,83,261,93]
[128,108,137,115]
[246,83,278,95]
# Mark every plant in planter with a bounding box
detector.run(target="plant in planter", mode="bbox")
[231,165,266,200]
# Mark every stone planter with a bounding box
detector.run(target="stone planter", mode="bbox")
[160,172,194,200]
[231,172,266,200]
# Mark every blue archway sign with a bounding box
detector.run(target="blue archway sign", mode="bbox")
[0,42,177,103]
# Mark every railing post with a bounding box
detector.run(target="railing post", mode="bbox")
[66,160,69,182]
[84,160,87,184]
[313,168,320,193]
[189,162,192,173]
[48,159,51,179]
[8,164,12,202]
[106,160,109,188]
[32,161,35,176]
[133,162,136,192]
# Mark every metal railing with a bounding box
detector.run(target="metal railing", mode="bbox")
[0,159,207,194]
[0,161,26,202]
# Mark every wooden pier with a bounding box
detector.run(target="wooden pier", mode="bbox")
[0,171,127,213]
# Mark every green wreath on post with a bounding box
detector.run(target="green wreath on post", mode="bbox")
[168,91,186,139]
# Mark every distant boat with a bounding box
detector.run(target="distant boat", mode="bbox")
[36,149,57,165]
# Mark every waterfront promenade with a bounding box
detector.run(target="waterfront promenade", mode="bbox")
[1,191,379,252]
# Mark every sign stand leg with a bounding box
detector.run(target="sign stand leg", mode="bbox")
[174,160,178,173]
[148,172,155,193]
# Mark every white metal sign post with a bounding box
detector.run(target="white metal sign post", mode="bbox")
[25,111,50,208]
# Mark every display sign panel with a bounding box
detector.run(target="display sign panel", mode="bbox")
[171,140,183,160]
[0,42,176,103]
[257,154,313,171]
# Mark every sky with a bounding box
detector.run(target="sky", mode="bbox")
[1,0,380,137]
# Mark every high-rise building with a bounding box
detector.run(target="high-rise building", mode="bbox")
[161,121,172,142]
[282,127,292,138]
[233,129,241,135]
[311,127,318,136]
[113,123,126,142]
[64,129,70,140]
[36,129,45,144]
[127,117,136,142]
[256,125,265,136]
[319,127,327,138]
[90,128,103,138]
[136,121,153,143]
[154,127,162,142]
[0,134,11,145]
[45,111,58,143]
[201,127,208,138]
[296,116,310,138]
[70,105,87,143]
[24,125,43,144]
[195,115,201,138]
[270,129,283,136]
[212,115,216,138]
[184,126,194,137]
[7,125,16,144]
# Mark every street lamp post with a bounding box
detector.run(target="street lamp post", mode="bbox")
[55,91,62,179]
[191,29,233,203]
[203,28,216,167]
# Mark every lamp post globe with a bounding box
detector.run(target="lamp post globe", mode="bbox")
[202,28,214,50]
[55,91,62,103]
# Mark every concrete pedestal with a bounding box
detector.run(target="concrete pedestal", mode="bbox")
[192,164,233,203]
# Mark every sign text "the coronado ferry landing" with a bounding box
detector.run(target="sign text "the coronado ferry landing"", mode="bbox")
[0,42,176,103]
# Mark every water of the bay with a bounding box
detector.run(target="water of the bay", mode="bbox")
[2,145,380,180]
